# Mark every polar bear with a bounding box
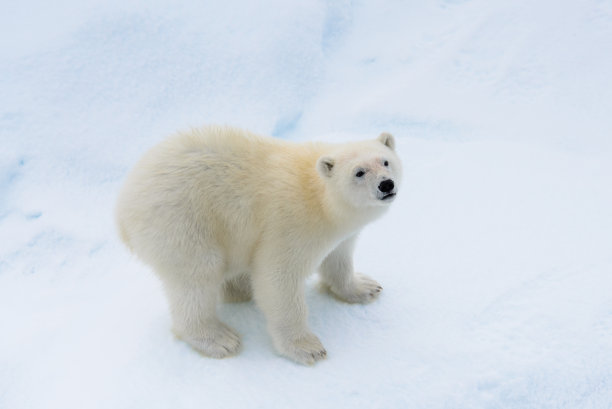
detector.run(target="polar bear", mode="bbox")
[116,126,402,365]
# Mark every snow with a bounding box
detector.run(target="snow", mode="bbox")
[1,0,611,408]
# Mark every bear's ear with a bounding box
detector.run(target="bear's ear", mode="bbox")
[377,132,395,151]
[317,156,335,177]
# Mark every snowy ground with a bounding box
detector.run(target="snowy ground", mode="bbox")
[2,1,612,408]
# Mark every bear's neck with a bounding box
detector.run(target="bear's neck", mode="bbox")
[321,188,387,235]
[301,178,386,244]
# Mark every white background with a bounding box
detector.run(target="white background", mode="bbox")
[1,1,611,408]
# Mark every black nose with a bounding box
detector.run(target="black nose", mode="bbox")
[378,179,395,193]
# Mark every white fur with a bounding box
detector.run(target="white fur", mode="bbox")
[115,126,402,365]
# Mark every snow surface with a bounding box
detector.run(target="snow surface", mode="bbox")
[1,0,612,408]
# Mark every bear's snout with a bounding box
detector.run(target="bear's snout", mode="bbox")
[378,179,395,193]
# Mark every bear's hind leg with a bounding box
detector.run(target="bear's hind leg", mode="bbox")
[221,274,253,303]
[162,266,241,358]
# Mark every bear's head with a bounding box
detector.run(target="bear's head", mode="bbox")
[316,133,402,211]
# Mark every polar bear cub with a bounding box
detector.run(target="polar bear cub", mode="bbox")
[116,126,402,365]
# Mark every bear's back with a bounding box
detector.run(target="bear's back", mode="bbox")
[116,126,327,266]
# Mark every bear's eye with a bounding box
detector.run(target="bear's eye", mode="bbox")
[384,160,389,167]
[355,170,365,178]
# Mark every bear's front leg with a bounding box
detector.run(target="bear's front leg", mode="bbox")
[252,261,326,365]
[319,236,383,304]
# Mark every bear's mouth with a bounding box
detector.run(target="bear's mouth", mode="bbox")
[381,192,396,201]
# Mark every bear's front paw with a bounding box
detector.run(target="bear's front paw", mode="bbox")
[178,321,241,359]
[329,273,383,304]
[276,332,327,365]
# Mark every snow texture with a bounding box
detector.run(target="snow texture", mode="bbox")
[1,0,612,408]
